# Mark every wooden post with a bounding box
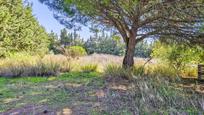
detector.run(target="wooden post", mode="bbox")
[198,64,204,80]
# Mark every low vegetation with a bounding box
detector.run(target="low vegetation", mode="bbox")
[0,54,203,114]
[104,64,133,80]
[0,53,200,79]
[80,64,98,73]
[0,72,102,113]
[64,46,87,58]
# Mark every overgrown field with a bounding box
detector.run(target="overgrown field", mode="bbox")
[0,54,203,114]
[0,53,198,78]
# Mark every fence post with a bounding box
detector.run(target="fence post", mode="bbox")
[198,64,204,80]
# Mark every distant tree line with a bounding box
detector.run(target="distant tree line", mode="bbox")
[49,28,152,58]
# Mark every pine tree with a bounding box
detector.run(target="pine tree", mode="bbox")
[0,0,50,57]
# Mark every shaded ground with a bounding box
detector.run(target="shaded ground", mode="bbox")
[0,72,134,115]
[0,72,204,115]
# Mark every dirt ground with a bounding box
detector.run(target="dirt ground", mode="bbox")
[1,76,204,115]
[0,76,139,115]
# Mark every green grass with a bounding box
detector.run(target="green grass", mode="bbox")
[0,72,103,113]
[59,72,101,84]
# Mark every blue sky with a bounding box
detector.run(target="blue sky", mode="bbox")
[28,0,91,39]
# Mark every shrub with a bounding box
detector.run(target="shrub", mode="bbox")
[152,41,204,73]
[104,64,133,80]
[142,61,197,80]
[64,46,87,58]
[81,64,98,73]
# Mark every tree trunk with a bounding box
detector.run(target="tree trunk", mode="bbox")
[123,36,136,69]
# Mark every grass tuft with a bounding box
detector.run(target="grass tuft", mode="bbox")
[80,64,98,73]
[104,64,133,80]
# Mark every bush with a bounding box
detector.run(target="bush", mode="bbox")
[81,64,98,73]
[104,64,133,80]
[65,46,87,58]
[152,41,204,74]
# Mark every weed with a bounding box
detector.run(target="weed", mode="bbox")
[81,64,98,73]
[133,65,145,76]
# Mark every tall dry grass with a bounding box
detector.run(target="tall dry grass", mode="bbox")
[0,53,197,78]
[0,54,72,77]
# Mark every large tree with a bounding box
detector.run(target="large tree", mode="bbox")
[0,0,50,57]
[40,0,204,68]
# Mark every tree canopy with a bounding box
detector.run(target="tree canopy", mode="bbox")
[40,0,204,68]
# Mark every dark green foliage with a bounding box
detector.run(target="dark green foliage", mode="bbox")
[48,31,60,54]
[52,28,152,57]
[60,28,84,47]
[60,28,71,46]
[135,41,152,58]
[85,35,152,57]
[0,0,50,57]
[48,28,86,55]
[85,36,125,56]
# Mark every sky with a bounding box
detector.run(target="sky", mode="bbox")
[28,0,91,39]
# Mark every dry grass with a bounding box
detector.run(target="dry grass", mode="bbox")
[0,54,72,77]
[75,53,152,72]
[0,54,203,114]
[0,53,197,78]
[0,53,149,77]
